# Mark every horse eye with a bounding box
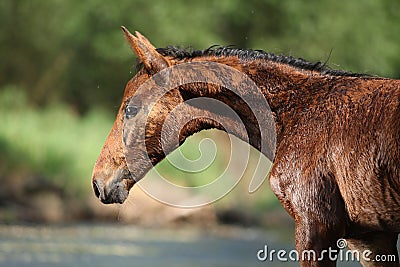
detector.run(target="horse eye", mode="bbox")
[124,105,139,119]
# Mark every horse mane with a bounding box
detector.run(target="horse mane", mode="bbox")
[156,46,369,78]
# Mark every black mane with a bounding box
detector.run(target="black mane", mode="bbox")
[156,46,368,78]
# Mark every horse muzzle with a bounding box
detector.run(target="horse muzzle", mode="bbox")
[92,169,135,204]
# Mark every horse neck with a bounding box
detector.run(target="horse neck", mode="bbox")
[242,60,339,139]
[246,61,330,111]
[177,58,340,158]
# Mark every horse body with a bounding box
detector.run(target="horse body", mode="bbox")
[265,73,400,265]
[92,28,400,266]
[242,58,400,265]
[330,81,400,232]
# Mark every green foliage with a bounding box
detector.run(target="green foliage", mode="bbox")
[0,86,113,196]
[1,0,399,113]
[155,131,227,187]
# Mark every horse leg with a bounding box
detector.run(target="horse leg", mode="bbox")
[270,172,347,266]
[346,232,399,267]
[295,218,345,267]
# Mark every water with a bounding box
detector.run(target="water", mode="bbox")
[0,224,364,267]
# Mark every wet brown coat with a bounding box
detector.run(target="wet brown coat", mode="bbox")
[92,29,400,266]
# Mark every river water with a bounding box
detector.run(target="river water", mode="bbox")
[0,224,366,267]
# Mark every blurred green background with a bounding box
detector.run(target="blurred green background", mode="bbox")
[1,0,399,226]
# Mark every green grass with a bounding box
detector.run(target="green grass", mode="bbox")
[0,86,113,197]
[155,130,229,187]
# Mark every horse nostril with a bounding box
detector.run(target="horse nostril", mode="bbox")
[93,180,101,199]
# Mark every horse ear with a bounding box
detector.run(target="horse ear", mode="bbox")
[121,26,170,74]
